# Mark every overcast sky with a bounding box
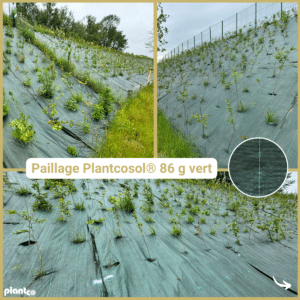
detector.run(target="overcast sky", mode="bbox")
[158,2,256,60]
[283,172,298,194]
[36,3,153,57]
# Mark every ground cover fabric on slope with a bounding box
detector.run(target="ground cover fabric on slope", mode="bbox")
[158,15,298,168]
[3,174,297,296]
[3,26,152,167]
[34,31,153,98]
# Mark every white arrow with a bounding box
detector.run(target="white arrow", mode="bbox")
[273,276,291,290]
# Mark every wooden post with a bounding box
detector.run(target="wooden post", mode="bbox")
[209,27,211,42]
[127,90,133,98]
[222,21,223,39]
[255,3,257,29]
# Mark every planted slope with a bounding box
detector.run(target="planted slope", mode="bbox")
[3,26,113,166]
[3,25,153,167]
[3,174,297,296]
[31,21,153,98]
[158,14,298,167]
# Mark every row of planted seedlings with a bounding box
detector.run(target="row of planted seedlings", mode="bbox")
[4,176,297,287]
[39,36,152,79]
[3,177,138,288]
[30,19,153,79]
[85,177,297,250]
[132,178,296,247]
[158,9,298,153]
[167,178,297,245]
[3,21,120,157]
[4,178,90,283]
[3,177,159,291]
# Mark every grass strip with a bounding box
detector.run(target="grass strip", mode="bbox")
[158,109,200,158]
[94,84,154,158]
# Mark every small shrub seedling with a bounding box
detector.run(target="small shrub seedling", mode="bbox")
[149,226,156,235]
[92,217,105,224]
[71,92,84,103]
[170,224,182,236]
[74,200,85,211]
[65,99,79,111]
[5,27,14,38]
[224,99,235,153]
[189,205,200,215]
[108,196,122,238]
[99,87,114,116]
[237,101,247,113]
[32,181,52,212]
[15,185,32,196]
[145,215,155,223]
[72,232,86,244]
[119,190,135,213]
[8,113,35,144]
[6,209,46,278]
[265,107,278,125]
[186,215,195,223]
[132,212,155,261]
[67,146,79,157]
[191,113,210,138]
[23,75,32,87]
[230,69,243,108]
[78,111,91,134]
[37,65,57,98]
[210,228,216,235]
[176,88,190,136]
[91,103,105,121]
[229,221,241,245]
[3,89,10,117]
[271,49,290,95]
[56,198,72,222]
[223,81,232,90]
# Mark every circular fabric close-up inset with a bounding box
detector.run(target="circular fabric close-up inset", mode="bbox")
[228,138,288,197]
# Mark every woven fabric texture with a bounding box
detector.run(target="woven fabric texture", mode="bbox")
[229,138,287,196]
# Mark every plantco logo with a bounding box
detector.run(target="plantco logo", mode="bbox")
[4,287,36,296]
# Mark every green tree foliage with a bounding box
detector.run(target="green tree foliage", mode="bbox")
[157,3,169,52]
[99,15,128,50]
[16,3,128,51]
[145,30,154,53]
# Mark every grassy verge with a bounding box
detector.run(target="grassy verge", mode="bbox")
[95,84,153,158]
[158,109,200,158]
